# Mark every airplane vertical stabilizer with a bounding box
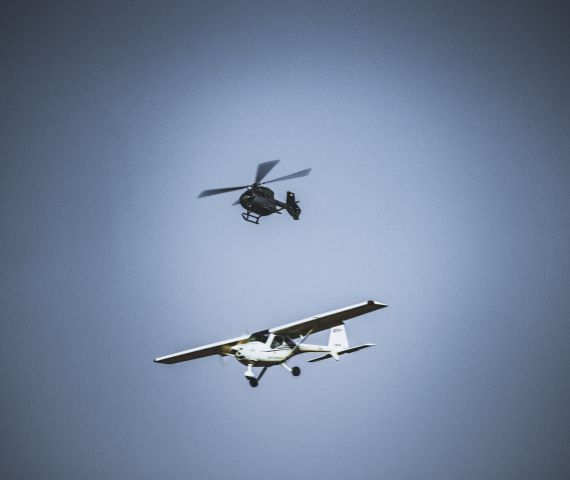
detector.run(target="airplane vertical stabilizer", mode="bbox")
[328,323,349,351]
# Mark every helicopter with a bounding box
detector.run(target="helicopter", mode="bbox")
[198,160,311,224]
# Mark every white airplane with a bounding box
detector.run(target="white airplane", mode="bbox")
[154,300,387,387]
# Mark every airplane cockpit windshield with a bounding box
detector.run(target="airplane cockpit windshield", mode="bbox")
[250,331,269,344]
[270,336,296,348]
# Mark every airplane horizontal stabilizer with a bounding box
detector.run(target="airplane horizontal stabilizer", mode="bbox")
[307,343,375,363]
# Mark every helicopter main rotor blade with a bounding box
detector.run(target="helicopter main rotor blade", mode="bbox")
[255,159,280,184]
[198,185,249,198]
[261,167,312,185]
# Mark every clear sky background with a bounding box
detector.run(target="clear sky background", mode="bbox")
[1,1,569,479]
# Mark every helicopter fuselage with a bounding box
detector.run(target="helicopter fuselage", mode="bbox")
[238,186,280,216]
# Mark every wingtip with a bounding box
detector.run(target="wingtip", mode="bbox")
[368,300,388,308]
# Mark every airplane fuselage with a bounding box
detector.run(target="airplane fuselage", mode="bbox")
[232,340,330,367]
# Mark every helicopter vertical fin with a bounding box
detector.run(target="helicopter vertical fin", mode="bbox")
[286,191,301,220]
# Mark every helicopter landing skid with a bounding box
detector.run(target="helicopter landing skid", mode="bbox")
[241,211,262,224]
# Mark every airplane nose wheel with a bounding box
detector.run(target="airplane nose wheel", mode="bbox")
[248,378,258,388]
[292,366,301,377]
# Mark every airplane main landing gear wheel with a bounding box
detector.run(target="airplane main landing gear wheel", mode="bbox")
[249,378,258,387]
[292,366,301,377]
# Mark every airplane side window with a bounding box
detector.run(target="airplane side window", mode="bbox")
[285,337,296,348]
[271,336,283,348]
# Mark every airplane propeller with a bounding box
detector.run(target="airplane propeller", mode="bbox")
[198,160,312,198]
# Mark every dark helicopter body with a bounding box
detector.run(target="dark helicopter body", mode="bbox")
[238,186,301,223]
[199,160,309,224]
[239,186,275,213]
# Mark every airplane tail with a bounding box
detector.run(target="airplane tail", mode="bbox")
[328,323,349,351]
[308,323,374,363]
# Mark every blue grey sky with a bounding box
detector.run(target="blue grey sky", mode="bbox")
[1,1,569,479]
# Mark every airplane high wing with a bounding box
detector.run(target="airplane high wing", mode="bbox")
[154,334,250,364]
[154,300,386,365]
[269,300,387,338]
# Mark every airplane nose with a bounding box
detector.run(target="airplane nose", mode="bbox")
[232,346,245,360]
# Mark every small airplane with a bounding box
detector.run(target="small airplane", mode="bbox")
[198,159,312,224]
[154,300,387,387]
